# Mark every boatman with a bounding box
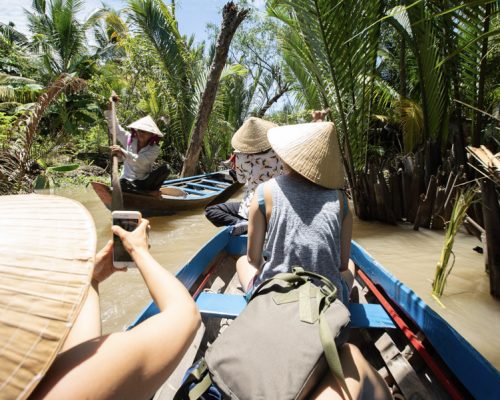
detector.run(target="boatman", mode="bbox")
[105,98,169,192]
[205,117,282,235]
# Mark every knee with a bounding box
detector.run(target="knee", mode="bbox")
[205,205,218,222]
[235,255,248,271]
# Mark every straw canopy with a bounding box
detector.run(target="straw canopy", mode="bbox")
[0,195,96,399]
[127,115,164,137]
[231,117,277,153]
[267,122,345,189]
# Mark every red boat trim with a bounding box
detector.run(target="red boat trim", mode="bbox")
[356,268,464,400]
[192,261,219,300]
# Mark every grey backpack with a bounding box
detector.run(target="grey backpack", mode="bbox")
[178,267,351,400]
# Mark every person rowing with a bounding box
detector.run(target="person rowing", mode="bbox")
[105,97,169,193]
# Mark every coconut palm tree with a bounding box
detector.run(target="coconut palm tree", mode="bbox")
[26,0,97,81]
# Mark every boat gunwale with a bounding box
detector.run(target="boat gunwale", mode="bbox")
[129,233,500,399]
[351,240,500,400]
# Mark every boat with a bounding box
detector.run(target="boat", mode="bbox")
[91,170,243,215]
[129,228,500,399]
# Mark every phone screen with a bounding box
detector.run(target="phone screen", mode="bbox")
[113,217,139,262]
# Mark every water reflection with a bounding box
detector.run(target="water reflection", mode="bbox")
[55,186,499,370]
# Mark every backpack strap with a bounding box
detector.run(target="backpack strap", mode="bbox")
[320,309,353,400]
[257,183,266,216]
[251,267,353,400]
[339,190,349,221]
[173,359,214,400]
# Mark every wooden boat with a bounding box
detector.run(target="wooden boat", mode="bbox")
[91,170,242,215]
[129,229,500,399]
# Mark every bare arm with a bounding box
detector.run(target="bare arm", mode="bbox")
[32,220,201,400]
[246,183,272,268]
[61,240,127,351]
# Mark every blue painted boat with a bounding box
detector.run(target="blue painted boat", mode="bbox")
[91,170,242,215]
[130,229,500,399]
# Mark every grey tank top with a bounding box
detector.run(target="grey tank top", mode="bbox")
[255,174,347,304]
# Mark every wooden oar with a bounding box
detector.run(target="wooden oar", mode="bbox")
[108,92,124,211]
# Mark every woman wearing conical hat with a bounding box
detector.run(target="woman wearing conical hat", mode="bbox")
[235,121,392,399]
[106,103,169,192]
[205,117,282,235]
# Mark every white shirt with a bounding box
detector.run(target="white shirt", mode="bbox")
[106,111,160,181]
[234,149,282,219]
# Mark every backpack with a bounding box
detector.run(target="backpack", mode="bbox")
[175,266,351,400]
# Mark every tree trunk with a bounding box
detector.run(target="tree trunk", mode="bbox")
[481,178,500,298]
[256,86,289,118]
[181,2,248,177]
[472,3,491,147]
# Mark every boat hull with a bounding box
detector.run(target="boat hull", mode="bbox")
[91,171,242,215]
[130,231,500,399]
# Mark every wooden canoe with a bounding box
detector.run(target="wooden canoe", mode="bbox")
[129,229,500,399]
[91,170,242,215]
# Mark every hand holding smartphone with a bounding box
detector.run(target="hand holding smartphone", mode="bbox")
[112,210,142,268]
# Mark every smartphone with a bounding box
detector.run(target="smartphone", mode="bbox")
[112,210,142,268]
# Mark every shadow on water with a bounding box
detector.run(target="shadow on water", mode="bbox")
[53,186,500,370]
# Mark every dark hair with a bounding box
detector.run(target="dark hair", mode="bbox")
[128,129,160,146]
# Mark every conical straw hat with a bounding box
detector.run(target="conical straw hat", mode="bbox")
[127,115,164,137]
[231,117,277,153]
[0,194,96,399]
[267,122,345,189]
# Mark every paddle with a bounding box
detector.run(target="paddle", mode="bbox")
[108,92,124,211]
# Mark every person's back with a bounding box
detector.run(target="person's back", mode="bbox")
[257,174,347,304]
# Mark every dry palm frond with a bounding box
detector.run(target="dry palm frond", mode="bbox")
[0,73,86,194]
[467,145,500,183]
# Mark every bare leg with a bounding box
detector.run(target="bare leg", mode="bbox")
[312,344,392,400]
[236,255,259,290]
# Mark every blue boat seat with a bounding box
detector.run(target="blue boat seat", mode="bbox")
[187,182,223,191]
[201,179,230,187]
[181,187,208,196]
[195,292,395,329]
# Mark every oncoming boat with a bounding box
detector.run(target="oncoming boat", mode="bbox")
[130,228,500,399]
[91,170,242,216]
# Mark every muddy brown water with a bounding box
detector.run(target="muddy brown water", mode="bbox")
[54,186,500,370]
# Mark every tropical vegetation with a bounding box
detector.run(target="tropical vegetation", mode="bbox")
[0,0,498,223]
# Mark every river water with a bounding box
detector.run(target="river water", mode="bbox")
[55,185,500,370]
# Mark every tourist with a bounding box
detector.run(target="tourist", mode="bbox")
[235,122,390,398]
[0,195,200,400]
[205,117,282,235]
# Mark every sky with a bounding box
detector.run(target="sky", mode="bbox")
[0,0,266,42]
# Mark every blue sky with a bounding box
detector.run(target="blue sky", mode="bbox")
[0,0,266,41]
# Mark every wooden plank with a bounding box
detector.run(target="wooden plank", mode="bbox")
[180,187,208,196]
[375,333,431,400]
[187,182,224,191]
[201,178,230,187]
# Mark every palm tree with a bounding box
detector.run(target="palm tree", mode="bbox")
[127,0,198,159]
[26,0,96,81]
[268,0,384,216]
[269,0,498,220]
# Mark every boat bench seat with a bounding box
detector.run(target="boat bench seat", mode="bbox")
[201,178,230,187]
[195,292,395,329]
[181,187,209,196]
[187,182,223,191]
